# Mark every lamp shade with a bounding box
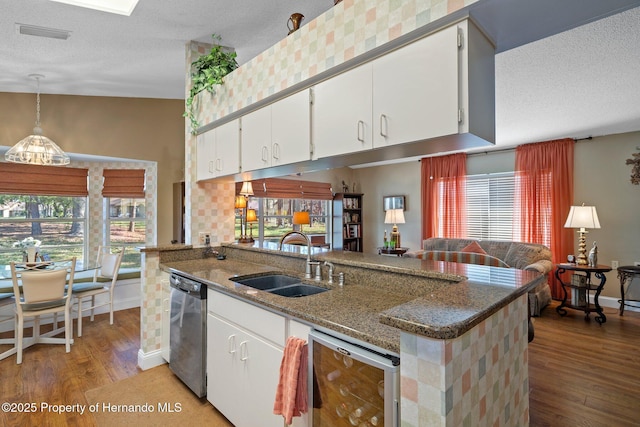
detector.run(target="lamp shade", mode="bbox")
[234,195,247,209]
[239,181,254,196]
[384,208,405,225]
[293,211,310,225]
[564,205,600,229]
[246,209,257,222]
[5,74,70,166]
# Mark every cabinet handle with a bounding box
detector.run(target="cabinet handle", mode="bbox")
[216,158,222,171]
[357,120,364,143]
[261,146,269,162]
[273,142,280,160]
[208,160,214,174]
[163,298,169,313]
[228,334,236,354]
[239,340,249,361]
[379,114,388,137]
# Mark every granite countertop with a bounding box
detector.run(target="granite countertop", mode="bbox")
[162,245,544,354]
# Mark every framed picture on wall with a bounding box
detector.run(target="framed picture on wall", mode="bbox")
[383,195,405,211]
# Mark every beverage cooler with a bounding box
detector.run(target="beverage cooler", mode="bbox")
[309,330,400,427]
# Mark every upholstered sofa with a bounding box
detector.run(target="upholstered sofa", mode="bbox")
[405,238,553,316]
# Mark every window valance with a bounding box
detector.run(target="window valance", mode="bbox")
[0,163,88,196]
[102,169,146,198]
[235,178,333,200]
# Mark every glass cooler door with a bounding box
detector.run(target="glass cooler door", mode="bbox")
[309,330,400,427]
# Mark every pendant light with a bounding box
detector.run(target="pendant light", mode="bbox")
[5,74,70,166]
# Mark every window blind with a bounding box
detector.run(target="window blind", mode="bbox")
[0,163,88,196]
[235,178,333,200]
[465,173,516,241]
[102,169,146,198]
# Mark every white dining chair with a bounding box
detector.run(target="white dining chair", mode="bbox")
[72,246,124,337]
[10,258,76,364]
[0,293,16,361]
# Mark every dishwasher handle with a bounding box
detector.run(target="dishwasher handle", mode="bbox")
[170,274,207,298]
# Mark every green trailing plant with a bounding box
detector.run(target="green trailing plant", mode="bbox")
[184,34,239,134]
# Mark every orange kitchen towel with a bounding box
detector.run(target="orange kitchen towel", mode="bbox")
[274,336,308,424]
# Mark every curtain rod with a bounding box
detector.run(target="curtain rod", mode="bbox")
[459,136,594,158]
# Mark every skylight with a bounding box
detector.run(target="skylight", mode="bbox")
[49,0,140,16]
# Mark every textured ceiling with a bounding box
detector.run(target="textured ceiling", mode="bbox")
[0,0,331,99]
[1,0,639,151]
[494,5,640,146]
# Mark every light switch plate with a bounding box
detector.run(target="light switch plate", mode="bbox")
[199,232,210,245]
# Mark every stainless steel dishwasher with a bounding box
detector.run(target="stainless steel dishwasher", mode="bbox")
[169,273,207,397]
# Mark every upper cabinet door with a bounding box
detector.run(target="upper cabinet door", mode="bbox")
[196,130,216,182]
[196,120,240,181]
[312,64,373,159]
[373,24,460,148]
[214,119,240,177]
[241,106,272,171]
[271,89,311,167]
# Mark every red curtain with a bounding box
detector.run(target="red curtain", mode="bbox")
[515,139,574,298]
[421,153,467,239]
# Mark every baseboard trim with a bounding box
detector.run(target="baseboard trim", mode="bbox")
[592,295,640,313]
[137,348,166,371]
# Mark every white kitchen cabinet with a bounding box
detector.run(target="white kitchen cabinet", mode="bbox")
[372,24,459,148]
[241,90,311,171]
[207,313,284,427]
[160,273,170,363]
[240,106,272,171]
[312,63,373,159]
[271,89,312,167]
[196,119,240,181]
[207,290,287,427]
[311,19,494,159]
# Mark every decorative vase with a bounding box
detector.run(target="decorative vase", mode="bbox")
[287,13,304,35]
[26,247,38,263]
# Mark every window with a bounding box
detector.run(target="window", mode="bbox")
[236,197,329,243]
[107,197,145,268]
[465,173,516,241]
[0,195,87,272]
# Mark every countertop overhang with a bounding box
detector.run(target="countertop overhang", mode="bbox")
[159,244,544,354]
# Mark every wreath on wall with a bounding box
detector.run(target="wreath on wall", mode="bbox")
[626,148,640,185]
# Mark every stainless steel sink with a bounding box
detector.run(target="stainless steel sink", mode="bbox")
[231,274,301,290]
[267,284,328,298]
[231,274,328,297]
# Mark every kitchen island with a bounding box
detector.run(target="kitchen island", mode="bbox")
[140,242,542,426]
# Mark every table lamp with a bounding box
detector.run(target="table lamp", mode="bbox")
[235,195,252,243]
[239,181,254,196]
[384,208,405,249]
[293,211,310,232]
[564,204,600,265]
[245,209,257,243]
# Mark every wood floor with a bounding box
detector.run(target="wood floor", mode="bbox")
[1,302,639,426]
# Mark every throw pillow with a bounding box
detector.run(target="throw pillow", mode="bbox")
[461,241,487,254]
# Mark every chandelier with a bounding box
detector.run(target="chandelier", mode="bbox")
[5,74,70,166]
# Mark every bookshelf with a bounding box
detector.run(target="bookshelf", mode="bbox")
[333,193,363,252]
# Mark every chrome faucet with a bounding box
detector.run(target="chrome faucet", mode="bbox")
[279,231,315,279]
[324,261,335,283]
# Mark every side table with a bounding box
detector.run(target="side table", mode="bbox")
[555,263,612,324]
[377,247,408,257]
[618,265,640,315]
